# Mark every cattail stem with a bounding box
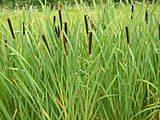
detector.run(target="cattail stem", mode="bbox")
[42,35,50,52]
[145,10,148,24]
[84,15,89,35]
[23,22,25,35]
[7,18,15,39]
[89,32,93,55]
[125,26,130,44]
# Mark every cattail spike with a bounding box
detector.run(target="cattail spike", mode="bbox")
[125,26,130,44]
[7,18,15,39]
[58,10,62,30]
[58,2,63,30]
[145,10,148,24]
[131,4,134,13]
[64,22,67,35]
[131,4,134,19]
[89,32,93,55]
[23,22,25,35]
[53,16,56,25]
[84,15,89,35]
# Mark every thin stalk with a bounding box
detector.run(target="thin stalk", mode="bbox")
[158,24,160,40]
[63,32,68,55]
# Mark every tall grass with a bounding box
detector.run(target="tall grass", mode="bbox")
[0,2,160,120]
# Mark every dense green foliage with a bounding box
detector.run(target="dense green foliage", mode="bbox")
[0,1,160,120]
[0,0,160,8]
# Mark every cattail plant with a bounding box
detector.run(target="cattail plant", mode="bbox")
[23,22,25,35]
[88,32,93,54]
[58,1,63,30]
[7,18,15,39]
[42,35,50,52]
[84,15,89,35]
[145,10,148,24]
[53,16,56,25]
[131,4,134,19]
[64,22,68,35]
[125,26,130,44]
